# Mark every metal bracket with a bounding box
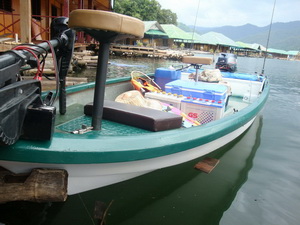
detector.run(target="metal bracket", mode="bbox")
[72,124,93,134]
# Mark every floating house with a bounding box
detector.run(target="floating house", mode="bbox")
[287,51,300,60]
[143,21,168,47]
[197,32,240,53]
[235,42,266,56]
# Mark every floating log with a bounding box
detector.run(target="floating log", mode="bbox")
[41,78,88,91]
[0,167,68,203]
[77,59,98,66]
[0,43,18,51]
[194,157,220,173]
[81,55,98,60]
[25,68,56,74]
[73,50,94,56]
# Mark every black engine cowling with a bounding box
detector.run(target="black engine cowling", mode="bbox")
[215,53,237,72]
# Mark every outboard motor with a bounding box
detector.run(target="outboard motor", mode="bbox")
[215,53,237,72]
[0,18,74,145]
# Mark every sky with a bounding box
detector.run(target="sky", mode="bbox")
[157,0,300,27]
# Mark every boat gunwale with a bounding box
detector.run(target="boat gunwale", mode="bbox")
[0,77,269,164]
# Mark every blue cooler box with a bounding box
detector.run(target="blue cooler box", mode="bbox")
[154,68,181,91]
[165,80,228,101]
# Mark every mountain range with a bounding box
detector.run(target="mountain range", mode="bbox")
[178,21,300,51]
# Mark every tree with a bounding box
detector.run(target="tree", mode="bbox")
[114,0,177,25]
[158,9,177,25]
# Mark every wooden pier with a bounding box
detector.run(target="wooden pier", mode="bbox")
[110,44,168,57]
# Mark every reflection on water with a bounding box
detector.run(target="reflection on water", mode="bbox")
[100,116,263,225]
[221,58,300,225]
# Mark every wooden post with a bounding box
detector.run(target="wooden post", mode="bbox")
[78,0,84,8]
[20,0,31,43]
[88,0,93,9]
[77,0,84,43]
[63,0,70,17]
[86,0,94,42]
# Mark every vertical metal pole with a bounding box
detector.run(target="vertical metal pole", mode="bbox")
[92,42,110,130]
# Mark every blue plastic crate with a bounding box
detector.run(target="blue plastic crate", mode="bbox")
[154,68,181,91]
[165,80,227,101]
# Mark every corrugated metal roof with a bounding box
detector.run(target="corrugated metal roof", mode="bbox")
[143,21,165,33]
[187,32,202,40]
[236,42,266,51]
[267,48,288,55]
[236,41,250,48]
[144,21,158,32]
[184,32,210,44]
[287,50,299,56]
[143,21,168,38]
[145,29,168,37]
[160,24,191,40]
[200,32,240,47]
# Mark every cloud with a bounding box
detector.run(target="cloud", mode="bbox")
[157,0,300,27]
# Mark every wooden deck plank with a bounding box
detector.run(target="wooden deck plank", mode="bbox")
[194,157,220,173]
